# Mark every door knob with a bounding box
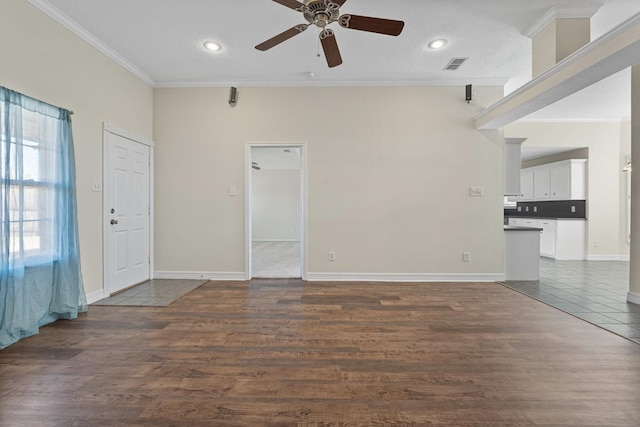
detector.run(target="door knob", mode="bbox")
[110,219,118,225]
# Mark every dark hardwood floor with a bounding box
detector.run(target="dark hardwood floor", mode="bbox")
[1,279,640,426]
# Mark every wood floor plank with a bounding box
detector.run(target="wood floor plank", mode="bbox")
[1,280,640,425]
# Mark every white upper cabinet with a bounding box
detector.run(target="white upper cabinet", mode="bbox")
[518,159,586,201]
[549,162,571,199]
[521,169,534,200]
[533,167,551,199]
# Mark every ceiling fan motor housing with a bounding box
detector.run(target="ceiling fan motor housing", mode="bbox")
[302,0,340,28]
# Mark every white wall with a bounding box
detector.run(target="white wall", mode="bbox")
[0,0,154,298]
[506,121,629,260]
[620,120,631,255]
[252,169,300,241]
[153,86,505,279]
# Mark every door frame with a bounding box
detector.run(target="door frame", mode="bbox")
[245,142,308,280]
[102,122,155,296]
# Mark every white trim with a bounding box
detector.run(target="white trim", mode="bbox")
[149,146,155,280]
[305,273,505,282]
[627,291,640,305]
[585,255,630,261]
[26,0,155,86]
[153,78,509,89]
[516,118,624,124]
[475,12,640,129]
[524,5,603,38]
[154,271,246,281]
[246,142,308,281]
[86,289,105,305]
[252,239,301,242]
[103,123,154,147]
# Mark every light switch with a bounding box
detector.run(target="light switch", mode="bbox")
[228,186,237,196]
[91,180,102,192]
[470,187,484,197]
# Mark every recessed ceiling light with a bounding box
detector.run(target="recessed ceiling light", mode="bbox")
[203,41,222,52]
[427,39,448,50]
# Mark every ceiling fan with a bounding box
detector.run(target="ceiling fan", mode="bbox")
[255,0,405,68]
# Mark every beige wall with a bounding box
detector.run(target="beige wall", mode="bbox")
[506,121,628,259]
[0,0,154,297]
[154,86,505,277]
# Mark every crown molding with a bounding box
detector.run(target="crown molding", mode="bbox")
[153,77,509,89]
[26,0,155,86]
[515,117,624,124]
[524,4,604,38]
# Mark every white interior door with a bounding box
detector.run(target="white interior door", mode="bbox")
[105,128,152,295]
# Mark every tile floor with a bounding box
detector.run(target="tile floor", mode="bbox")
[92,279,207,306]
[504,257,640,344]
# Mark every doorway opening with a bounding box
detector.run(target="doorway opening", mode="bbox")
[246,144,307,279]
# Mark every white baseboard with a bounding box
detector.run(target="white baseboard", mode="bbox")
[154,271,246,281]
[585,255,630,261]
[305,272,505,282]
[86,289,105,304]
[627,291,640,305]
[252,239,300,242]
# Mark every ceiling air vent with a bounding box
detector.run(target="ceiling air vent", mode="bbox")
[444,57,469,71]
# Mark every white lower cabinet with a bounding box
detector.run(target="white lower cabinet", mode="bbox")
[508,218,585,260]
[538,220,556,258]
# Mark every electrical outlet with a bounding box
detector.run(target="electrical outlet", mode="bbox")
[328,251,336,261]
[571,206,576,213]
[594,240,599,248]
[463,252,470,262]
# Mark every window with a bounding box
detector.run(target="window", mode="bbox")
[1,108,57,263]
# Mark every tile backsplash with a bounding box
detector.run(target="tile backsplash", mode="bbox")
[507,200,586,219]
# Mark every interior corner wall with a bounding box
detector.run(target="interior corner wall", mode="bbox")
[252,169,301,242]
[0,0,154,297]
[153,86,505,277]
[506,121,627,259]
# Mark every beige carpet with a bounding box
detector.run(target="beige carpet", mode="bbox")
[252,241,301,278]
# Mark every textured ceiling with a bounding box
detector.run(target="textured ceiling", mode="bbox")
[30,0,640,120]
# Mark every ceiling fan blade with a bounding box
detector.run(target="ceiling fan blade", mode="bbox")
[320,29,343,68]
[255,25,309,51]
[272,0,305,10]
[339,14,405,36]
[329,0,348,5]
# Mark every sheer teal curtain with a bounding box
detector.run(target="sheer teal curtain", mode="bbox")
[0,87,87,349]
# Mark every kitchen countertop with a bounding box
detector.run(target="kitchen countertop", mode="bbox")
[504,225,542,231]
[505,216,587,220]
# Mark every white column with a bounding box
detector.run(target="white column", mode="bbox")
[628,64,640,304]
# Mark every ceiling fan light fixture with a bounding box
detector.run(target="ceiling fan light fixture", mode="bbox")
[427,39,448,50]
[203,41,222,52]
